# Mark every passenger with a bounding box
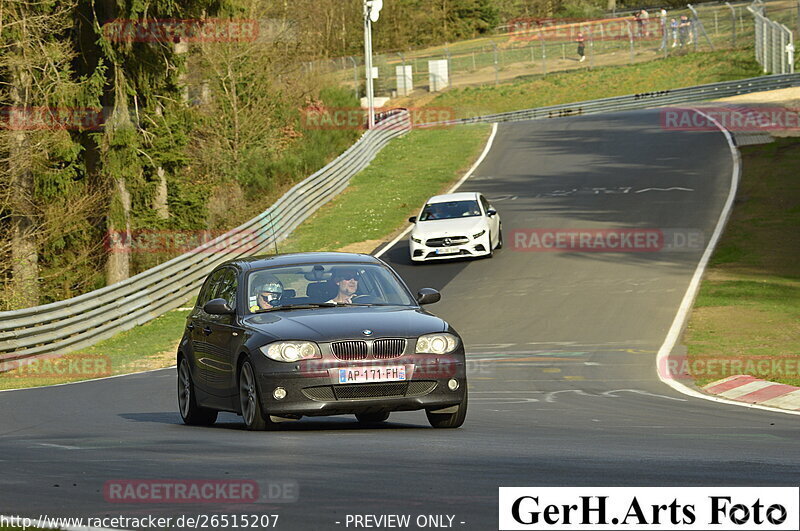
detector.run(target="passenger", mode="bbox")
[250,275,283,312]
[327,269,359,304]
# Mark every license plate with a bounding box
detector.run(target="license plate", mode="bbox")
[435,246,459,255]
[338,366,406,384]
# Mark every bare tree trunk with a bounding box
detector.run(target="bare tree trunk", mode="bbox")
[104,64,135,285]
[152,167,169,220]
[9,129,39,306]
[8,63,39,306]
[105,176,131,284]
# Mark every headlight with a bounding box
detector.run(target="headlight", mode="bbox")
[411,235,422,244]
[472,230,486,239]
[260,341,321,362]
[415,333,459,354]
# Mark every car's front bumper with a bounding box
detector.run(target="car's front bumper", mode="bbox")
[254,355,467,417]
[409,234,490,262]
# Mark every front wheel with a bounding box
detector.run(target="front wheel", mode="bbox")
[356,411,390,423]
[239,360,273,431]
[426,389,468,429]
[178,358,218,426]
[496,224,503,249]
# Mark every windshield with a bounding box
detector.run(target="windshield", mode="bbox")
[419,200,481,221]
[245,262,416,313]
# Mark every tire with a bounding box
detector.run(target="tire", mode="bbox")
[496,225,503,249]
[426,389,468,429]
[486,236,494,258]
[238,359,273,431]
[356,411,390,423]
[178,358,218,426]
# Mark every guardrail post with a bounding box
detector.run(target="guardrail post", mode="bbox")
[780,24,786,73]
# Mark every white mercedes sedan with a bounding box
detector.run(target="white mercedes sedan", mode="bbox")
[408,192,502,262]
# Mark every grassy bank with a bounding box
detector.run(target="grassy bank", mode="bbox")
[685,138,800,387]
[428,49,761,118]
[281,124,491,253]
[0,124,491,390]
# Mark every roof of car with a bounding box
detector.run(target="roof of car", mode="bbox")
[426,192,480,204]
[221,252,383,272]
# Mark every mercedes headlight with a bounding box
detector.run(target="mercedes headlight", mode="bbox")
[260,341,321,362]
[472,230,486,239]
[415,333,459,354]
[411,235,422,244]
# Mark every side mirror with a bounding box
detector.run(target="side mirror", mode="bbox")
[204,298,234,315]
[487,209,497,217]
[408,216,417,223]
[416,288,441,305]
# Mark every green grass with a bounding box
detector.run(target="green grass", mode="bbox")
[280,124,492,253]
[685,138,800,387]
[428,49,761,118]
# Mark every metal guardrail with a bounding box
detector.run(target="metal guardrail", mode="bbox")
[749,1,795,74]
[3,74,799,368]
[419,74,800,127]
[0,110,411,367]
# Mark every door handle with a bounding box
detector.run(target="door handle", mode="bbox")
[203,327,213,336]
[187,323,195,331]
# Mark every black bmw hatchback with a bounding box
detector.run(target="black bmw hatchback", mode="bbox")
[177,252,467,430]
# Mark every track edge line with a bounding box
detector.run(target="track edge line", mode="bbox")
[654,108,800,417]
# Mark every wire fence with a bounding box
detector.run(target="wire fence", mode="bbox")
[750,0,796,73]
[312,0,799,98]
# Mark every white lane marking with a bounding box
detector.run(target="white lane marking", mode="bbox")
[655,109,800,417]
[0,365,176,394]
[600,389,686,401]
[473,389,685,404]
[34,443,83,450]
[634,187,694,193]
[374,122,499,258]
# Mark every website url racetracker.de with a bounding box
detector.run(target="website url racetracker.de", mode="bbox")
[0,513,280,530]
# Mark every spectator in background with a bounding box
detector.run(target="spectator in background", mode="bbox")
[678,15,691,47]
[670,18,679,47]
[576,32,586,62]
[634,10,644,37]
[640,9,650,37]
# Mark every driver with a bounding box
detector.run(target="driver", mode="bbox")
[249,275,283,312]
[326,269,359,304]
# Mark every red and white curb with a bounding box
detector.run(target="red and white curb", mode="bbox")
[703,375,800,411]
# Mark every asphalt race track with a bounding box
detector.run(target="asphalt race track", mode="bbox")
[1,110,799,531]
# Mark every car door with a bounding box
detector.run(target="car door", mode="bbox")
[479,194,500,244]
[202,267,242,404]
[189,268,226,398]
